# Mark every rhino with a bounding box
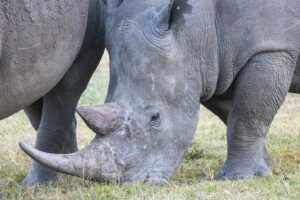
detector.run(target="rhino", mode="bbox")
[21,0,300,184]
[0,0,106,185]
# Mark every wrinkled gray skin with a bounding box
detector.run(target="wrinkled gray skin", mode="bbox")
[21,0,300,184]
[0,0,105,184]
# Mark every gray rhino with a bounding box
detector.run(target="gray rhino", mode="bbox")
[0,0,105,185]
[21,0,300,184]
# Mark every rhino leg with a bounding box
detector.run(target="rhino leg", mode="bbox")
[23,42,104,186]
[24,99,78,154]
[216,52,295,180]
[21,0,105,185]
[202,95,274,167]
[23,99,78,185]
[24,99,43,131]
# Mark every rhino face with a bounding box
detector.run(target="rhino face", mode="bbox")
[20,0,201,185]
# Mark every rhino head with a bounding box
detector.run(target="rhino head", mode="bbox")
[20,0,203,184]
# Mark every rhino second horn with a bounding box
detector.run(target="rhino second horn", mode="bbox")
[19,141,122,182]
[76,103,125,136]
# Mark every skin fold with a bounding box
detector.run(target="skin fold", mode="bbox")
[21,0,300,184]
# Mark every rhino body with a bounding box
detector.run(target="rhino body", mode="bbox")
[21,0,300,184]
[0,0,89,118]
[1,0,105,184]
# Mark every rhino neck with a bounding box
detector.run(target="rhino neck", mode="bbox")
[173,0,220,101]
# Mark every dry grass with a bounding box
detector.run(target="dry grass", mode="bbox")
[0,53,299,199]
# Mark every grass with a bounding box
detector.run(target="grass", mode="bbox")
[0,52,299,199]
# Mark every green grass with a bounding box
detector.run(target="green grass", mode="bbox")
[0,52,300,199]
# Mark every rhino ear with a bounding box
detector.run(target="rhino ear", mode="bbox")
[102,0,123,8]
[154,0,175,31]
[154,0,193,32]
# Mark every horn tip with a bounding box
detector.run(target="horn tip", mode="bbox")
[76,106,84,114]
[19,141,28,152]
[19,141,35,157]
[76,106,92,116]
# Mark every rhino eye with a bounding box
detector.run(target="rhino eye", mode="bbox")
[151,113,160,121]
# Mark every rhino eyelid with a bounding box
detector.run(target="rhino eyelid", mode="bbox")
[151,113,160,121]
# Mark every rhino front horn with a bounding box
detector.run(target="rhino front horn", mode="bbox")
[19,140,123,182]
[77,102,125,136]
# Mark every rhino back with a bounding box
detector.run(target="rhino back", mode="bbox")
[0,0,89,119]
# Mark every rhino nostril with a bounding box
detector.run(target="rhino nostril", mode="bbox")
[143,174,151,183]
[125,124,132,138]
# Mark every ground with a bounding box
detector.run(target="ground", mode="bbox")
[0,53,299,200]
